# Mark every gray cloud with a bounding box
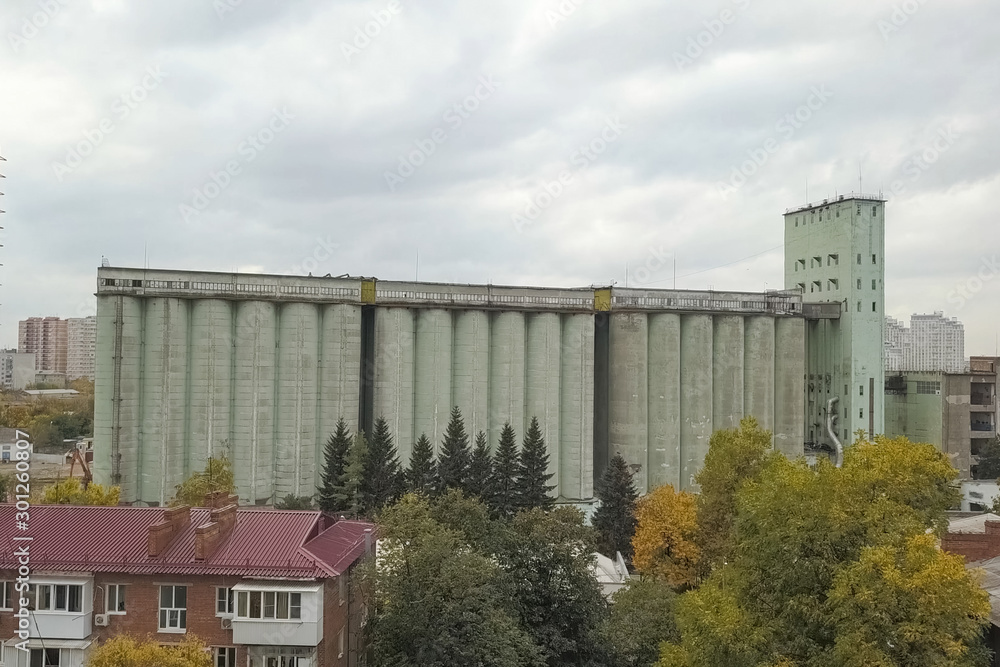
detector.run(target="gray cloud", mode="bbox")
[1,0,998,353]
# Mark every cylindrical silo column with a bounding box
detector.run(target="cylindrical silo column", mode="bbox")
[275,303,320,499]
[373,308,416,461]
[526,312,562,494]
[232,301,277,504]
[774,317,806,458]
[559,313,594,501]
[647,313,681,490]
[488,311,526,447]
[140,298,190,506]
[453,310,490,443]
[680,314,713,491]
[414,309,454,452]
[744,316,775,437]
[609,313,649,494]
[188,300,233,477]
[318,304,363,483]
[713,315,745,431]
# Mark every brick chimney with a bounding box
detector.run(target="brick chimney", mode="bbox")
[195,503,238,561]
[148,506,191,557]
[203,491,240,509]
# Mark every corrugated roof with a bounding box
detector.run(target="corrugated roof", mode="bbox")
[0,505,373,579]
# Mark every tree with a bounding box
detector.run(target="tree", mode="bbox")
[335,432,368,518]
[438,406,471,492]
[660,435,988,667]
[632,485,700,589]
[602,579,680,667]
[360,416,405,515]
[39,478,120,506]
[467,430,494,500]
[0,473,11,503]
[406,433,439,495]
[275,494,314,510]
[489,422,521,519]
[368,494,544,667]
[694,416,774,574]
[171,457,235,507]
[496,507,609,666]
[516,416,555,511]
[976,435,1000,480]
[593,453,638,563]
[318,418,352,512]
[87,634,211,667]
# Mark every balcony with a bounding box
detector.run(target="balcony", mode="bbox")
[25,577,94,641]
[231,582,323,648]
[971,413,996,434]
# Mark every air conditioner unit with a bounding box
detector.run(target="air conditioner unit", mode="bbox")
[94,614,109,627]
[221,617,234,630]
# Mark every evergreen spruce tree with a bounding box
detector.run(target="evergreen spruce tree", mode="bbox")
[406,433,439,496]
[437,406,471,492]
[334,432,368,518]
[360,416,405,515]
[466,430,493,501]
[592,453,639,562]
[318,418,352,512]
[516,416,555,511]
[489,422,521,519]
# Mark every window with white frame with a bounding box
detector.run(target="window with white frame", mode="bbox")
[106,584,126,614]
[236,591,302,620]
[213,647,237,667]
[26,584,82,612]
[217,588,234,616]
[0,581,12,610]
[159,585,187,632]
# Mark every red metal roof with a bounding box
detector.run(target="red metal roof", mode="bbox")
[0,505,373,579]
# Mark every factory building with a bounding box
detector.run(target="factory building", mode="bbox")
[784,194,886,452]
[93,267,806,506]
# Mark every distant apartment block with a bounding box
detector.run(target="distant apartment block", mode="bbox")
[884,356,998,480]
[18,317,67,374]
[885,312,965,373]
[0,350,35,391]
[67,316,97,381]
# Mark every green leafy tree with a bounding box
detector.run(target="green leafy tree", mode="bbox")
[360,416,405,515]
[171,457,235,507]
[368,494,544,667]
[593,453,638,562]
[275,494,314,510]
[318,418,352,512]
[497,507,609,666]
[977,435,1000,480]
[602,579,680,667]
[467,430,494,500]
[694,416,774,575]
[660,434,988,667]
[488,422,521,519]
[438,406,471,492]
[406,433,439,495]
[516,416,555,511]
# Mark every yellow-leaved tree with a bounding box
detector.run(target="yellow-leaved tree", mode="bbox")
[171,457,235,507]
[40,478,120,506]
[632,484,700,589]
[87,635,211,667]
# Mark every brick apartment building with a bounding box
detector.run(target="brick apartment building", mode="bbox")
[0,498,374,667]
[17,318,67,376]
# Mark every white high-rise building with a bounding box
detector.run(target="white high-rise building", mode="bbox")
[67,316,97,381]
[884,312,965,373]
[0,351,36,391]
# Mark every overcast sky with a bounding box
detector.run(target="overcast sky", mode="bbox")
[1,0,998,354]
